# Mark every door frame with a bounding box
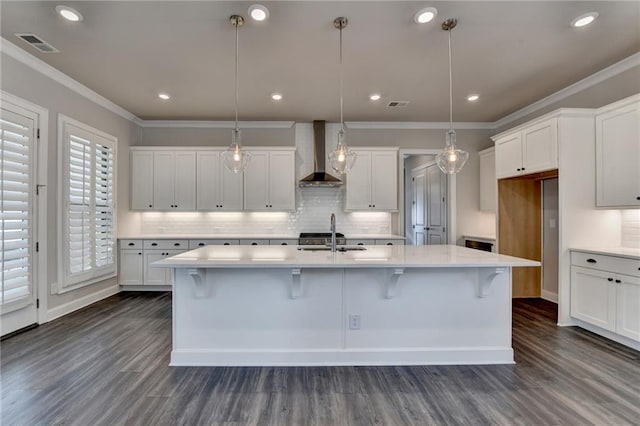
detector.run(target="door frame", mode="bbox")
[1,91,49,325]
[399,149,456,245]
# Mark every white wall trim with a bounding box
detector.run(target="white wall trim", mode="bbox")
[46,284,120,322]
[138,120,295,129]
[541,290,558,304]
[346,121,494,130]
[0,37,141,124]
[493,52,640,130]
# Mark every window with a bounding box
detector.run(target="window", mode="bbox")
[59,116,116,291]
[1,107,36,312]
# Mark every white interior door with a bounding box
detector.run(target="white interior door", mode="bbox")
[426,164,447,245]
[1,106,38,336]
[411,167,426,245]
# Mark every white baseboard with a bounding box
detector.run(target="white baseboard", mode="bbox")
[120,285,171,292]
[170,347,515,367]
[573,319,640,351]
[541,289,558,303]
[47,285,120,322]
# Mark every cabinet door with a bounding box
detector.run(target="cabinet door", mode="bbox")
[130,151,154,210]
[119,250,143,285]
[243,151,269,210]
[196,151,221,210]
[479,148,496,212]
[616,274,640,341]
[522,118,558,174]
[596,102,640,207]
[495,133,522,179]
[173,152,196,210]
[570,266,616,331]
[153,152,175,210]
[219,160,243,210]
[345,151,371,210]
[268,151,295,210]
[144,251,171,285]
[371,151,398,210]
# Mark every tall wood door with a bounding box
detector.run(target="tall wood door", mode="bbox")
[426,165,446,245]
[411,168,427,245]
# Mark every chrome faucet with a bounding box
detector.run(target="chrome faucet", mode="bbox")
[330,213,337,252]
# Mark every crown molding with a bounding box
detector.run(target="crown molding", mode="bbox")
[346,121,494,130]
[493,52,640,130]
[138,120,295,129]
[0,37,141,124]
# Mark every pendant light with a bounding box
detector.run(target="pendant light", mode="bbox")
[435,18,469,175]
[328,17,356,175]
[222,14,251,173]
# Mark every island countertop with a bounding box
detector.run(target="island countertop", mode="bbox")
[154,244,539,269]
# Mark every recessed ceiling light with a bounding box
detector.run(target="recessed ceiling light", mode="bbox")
[369,94,382,101]
[158,93,171,100]
[414,7,438,24]
[248,4,269,22]
[271,93,283,101]
[571,12,599,28]
[56,5,83,22]
[467,94,479,102]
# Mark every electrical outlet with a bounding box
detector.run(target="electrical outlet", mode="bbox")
[348,314,361,330]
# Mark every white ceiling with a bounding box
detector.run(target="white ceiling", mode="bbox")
[1,1,639,122]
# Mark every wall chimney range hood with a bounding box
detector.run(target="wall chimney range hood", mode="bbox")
[299,121,343,187]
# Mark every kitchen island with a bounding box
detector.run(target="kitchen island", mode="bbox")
[155,245,539,366]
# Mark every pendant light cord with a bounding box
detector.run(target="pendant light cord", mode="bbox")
[339,24,344,133]
[448,27,453,134]
[234,19,239,131]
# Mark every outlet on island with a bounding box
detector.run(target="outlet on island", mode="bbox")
[348,314,361,330]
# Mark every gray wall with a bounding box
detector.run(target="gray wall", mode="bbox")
[138,126,295,147]
[1,53,139,310]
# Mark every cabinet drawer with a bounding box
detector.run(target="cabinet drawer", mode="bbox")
[571,251,640,277]
[120,239,143,249]
[240,239,271,246]
[346,239,374,246]
[269,239,298,246]
[375,239,405,246]
[143,239,189,250]
[189,240,240,249]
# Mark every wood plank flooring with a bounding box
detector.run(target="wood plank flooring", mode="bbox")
[1,293,639,425]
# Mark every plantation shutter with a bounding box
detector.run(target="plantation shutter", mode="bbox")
[1,108,35,310]
[62,120,116,289]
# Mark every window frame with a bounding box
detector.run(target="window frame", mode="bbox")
[58,115,117,293]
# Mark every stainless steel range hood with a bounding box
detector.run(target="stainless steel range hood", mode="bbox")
[299,121,343,187]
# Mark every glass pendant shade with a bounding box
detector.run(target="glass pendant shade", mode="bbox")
[222,128,251,173]
[436,129,469,174]
[329,129,357,175]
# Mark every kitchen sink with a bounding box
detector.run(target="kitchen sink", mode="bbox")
[297,245,367,252]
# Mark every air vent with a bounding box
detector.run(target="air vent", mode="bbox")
[387,101,409,108]
[15,33,59,53]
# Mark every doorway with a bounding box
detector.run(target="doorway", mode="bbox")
[403,155,447,245]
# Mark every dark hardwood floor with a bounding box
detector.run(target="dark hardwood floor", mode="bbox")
[1,293,639,425]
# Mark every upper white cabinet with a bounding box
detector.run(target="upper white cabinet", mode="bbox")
[131,151,154,210]
[196,151,243,211]
[346,148,398,211]
[595,95,640,208]
[478,147,496,212]
[152,151,196,210]
[494,118,558,179]
[243,148,295,211]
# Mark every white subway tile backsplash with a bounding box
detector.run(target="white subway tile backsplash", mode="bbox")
[621,210,640,248]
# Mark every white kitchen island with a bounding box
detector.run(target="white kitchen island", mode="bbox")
[154,245,539,366]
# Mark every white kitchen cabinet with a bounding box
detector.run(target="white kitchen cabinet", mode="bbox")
[119,250,144,285]
[346,148,398,211]
[570,250,640,342]
[478,147,496,212]
[494,118,557,179]
[144,249,184,286]
[243,149,295,211]
[595,95,640,208]
[130,151,154,210]
[153,151,196,211]
[196,151,243,211]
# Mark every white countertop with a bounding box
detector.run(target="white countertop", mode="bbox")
[463,235,497,242]
[570,247,640,260]
[118,234,405,240]
[154,244,539,269]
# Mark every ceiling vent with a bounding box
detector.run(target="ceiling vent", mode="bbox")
[387,101,409,108]
[15,33,59,53]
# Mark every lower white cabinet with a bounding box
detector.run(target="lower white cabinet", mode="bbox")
[119,239,187,287]
[570,251,640,342]
[119,250,144,285]
[144,249,184,285]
